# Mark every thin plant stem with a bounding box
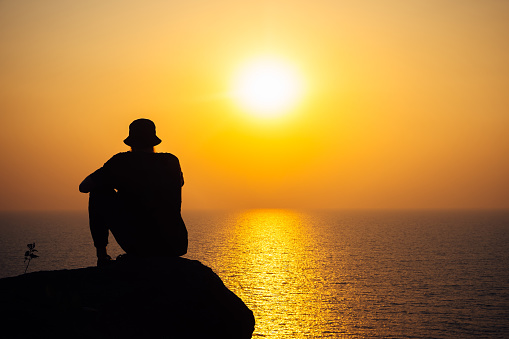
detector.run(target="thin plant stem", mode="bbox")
[24,258,31,274]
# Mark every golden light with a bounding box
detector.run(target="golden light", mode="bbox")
[232,57,304,118]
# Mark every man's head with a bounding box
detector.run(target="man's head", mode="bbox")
[124,118,162,148]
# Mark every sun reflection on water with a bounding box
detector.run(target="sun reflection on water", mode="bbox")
[212,209,348,338]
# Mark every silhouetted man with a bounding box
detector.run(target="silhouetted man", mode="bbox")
[79,119,187,266]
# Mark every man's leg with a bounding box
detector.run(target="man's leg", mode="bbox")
[109,212,136,255]
[88,189,118,265]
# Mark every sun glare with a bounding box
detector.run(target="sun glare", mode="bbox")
[232,58,304,118]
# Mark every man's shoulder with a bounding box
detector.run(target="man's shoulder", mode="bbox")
[156,153,181,167]
[110,152,178,157]
[105,152,130,162]
[106,152,180,164]
[157,152,179,160]
[111,151,131,158]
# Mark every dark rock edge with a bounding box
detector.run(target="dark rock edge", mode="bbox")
[0,257,255,339]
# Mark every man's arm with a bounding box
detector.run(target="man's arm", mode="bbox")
[79,168,112,263]
[79,174,97,193]
[79,166,112,193]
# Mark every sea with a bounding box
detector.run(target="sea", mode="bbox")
[0,209,508,338]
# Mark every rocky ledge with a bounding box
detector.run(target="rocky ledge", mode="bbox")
[0,257,255,339]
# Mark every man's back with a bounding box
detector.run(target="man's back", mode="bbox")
[88,151,187,256]
[101,152,183,213]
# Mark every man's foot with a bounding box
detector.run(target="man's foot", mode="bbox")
[116,253,130,262]
[97,255,113,267]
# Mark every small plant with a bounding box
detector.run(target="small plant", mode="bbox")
[24,242,39,274]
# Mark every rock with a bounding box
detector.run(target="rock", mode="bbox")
[0,257,255,339]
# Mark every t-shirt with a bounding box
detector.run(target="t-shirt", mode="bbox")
[92,151,184,213]
[91,151,187,256]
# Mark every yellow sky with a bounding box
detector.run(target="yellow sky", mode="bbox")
[0,0,508,210]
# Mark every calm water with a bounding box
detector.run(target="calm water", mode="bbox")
[1,209,508,338]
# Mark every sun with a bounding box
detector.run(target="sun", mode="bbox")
[232,57,304,118]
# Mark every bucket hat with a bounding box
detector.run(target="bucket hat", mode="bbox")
[123,118,162,147]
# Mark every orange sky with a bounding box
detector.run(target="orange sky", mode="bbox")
[1,0,508,211]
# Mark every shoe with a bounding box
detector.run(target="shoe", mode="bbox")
[116,253,130,262]
[97,255,113,267]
